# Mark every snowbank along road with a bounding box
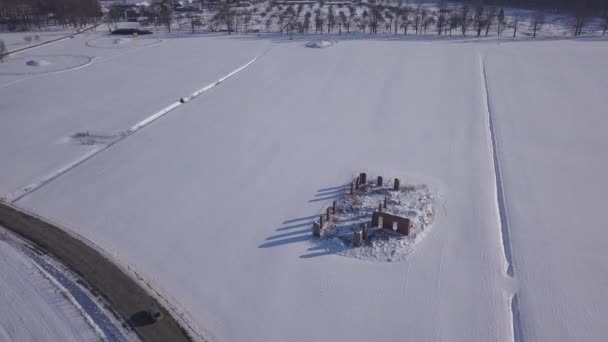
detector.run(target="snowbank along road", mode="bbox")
[0,201,192,342]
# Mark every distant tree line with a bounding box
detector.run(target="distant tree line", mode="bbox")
[107,0,608,38]
[196,0,605,37]
[450,0,608,36]
[0,0,101,32]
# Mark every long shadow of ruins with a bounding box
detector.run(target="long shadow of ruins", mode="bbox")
[260,175,429,261]
[258,182,401,259]
[258,184,350,253]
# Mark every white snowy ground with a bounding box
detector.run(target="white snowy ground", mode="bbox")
[483,40,608,342]
[0,29,77,50]
[0,227,101,342]
[0,31,270,200]
[12,38,510,342]
[1,30,607,342]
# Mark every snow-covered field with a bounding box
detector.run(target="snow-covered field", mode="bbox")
[0,29,77,50]
[1,27,607,342]
[0,32,269,200]
[483,40,608,341]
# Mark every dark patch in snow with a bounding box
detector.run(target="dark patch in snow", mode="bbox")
[306,40,335,48]
[69,131,126,146]
[0,55,91,75]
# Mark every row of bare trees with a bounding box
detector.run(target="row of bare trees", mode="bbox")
[0,0,101,32]
[117,0,608,38]
[225,1,551,38]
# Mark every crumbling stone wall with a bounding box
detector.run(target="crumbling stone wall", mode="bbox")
[371,212,411,235]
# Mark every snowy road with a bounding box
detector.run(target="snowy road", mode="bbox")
[0,227,101,342]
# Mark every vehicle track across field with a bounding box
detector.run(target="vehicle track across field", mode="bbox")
[8,53,264,202]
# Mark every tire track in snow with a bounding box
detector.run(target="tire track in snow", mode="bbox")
[480,55,515,278]
[8,54,262,203]
[510,293,524,342]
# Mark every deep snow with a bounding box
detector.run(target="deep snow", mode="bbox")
[1,28,607,342]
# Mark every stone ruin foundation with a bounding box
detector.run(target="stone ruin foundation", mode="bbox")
[310,172,435,262]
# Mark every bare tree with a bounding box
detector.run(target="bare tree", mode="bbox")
[497,8,506,36]
[159,0,173,32]
[108,5,123,31]
[213,0,236,34]
[190,15,202,33]
[327,5,336,33]
[531,9,545,38]
[413,9,421,34]
[295,4,304,34]
[602,7,608,35]
[338,11,346,34]
[399,6,411,35]
[358,9,369,33]
[459,2,471,36]
[384,9,394,34]
[368,0,384,34]
[437,9,448,35]
[572,0,590,36]
[419,7,429,34]
[303,11,311,33]
[243,10,252,34]
[280,7,297,37]
[346,5,356,33]
[422,12,435,34]
[484,4,497,37]
[473,1,485,37]
[510,14,521,37]
[314,8,323,34]
[0,39,6,63]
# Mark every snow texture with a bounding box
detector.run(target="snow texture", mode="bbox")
[13,37,510,342]
[2,27,608,342]
[0,33,270,200]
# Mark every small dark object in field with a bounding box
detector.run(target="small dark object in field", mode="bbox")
[111,28,153,35]
[377,176,383,186]
[393,178,400,191]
